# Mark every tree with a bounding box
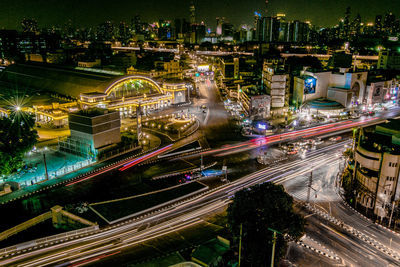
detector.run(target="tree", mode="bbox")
[227,182,304,266]
[285,56,323,74]
[0,112,38,175]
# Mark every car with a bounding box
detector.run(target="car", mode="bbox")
[314,137,323,145]
[329,136,342,142]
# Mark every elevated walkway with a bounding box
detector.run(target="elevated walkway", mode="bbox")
[0,205,96,242]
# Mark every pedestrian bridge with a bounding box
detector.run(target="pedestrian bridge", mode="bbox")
[0,205,96,242]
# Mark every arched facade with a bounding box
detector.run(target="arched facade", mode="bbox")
[79,75,188,118]
[104,76,163,97]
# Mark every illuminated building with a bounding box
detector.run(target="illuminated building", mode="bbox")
[378,50,400,70]
[0,64,189,124]
[190,1,196,25]
[217,56,239,79]
[59,109,121,159]
[353,120,400,218]
[293,68,368,112]
[216,17,225,36]
[79,75,189,117]
[263,61,290,113]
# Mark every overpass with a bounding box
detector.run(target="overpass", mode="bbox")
[0,206,96,242]
[111,46,254,56]
[280,53,379,61]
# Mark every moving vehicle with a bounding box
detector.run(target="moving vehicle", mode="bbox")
[329,136,342,142]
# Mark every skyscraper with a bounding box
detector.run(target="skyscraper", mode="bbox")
[190,1,196,25]
[21,18,38,33]
[216,17,225,36]
[375,15,383,33]
[343,6,351,38]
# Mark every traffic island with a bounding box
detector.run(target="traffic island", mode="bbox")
[89,182,209,224]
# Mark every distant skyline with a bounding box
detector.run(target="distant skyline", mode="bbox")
[0,0,399,30]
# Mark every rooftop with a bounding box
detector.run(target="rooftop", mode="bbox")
[73,108,112,118]
[0,63,119,98]
[359,119,400,154]
[304,98,344,110]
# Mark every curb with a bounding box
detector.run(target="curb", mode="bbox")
[296,240,340,261]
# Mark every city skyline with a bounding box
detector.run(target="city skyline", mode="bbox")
[0,0,399,30]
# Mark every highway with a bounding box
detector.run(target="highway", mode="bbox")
[0,144,343,266]
[2,78,400,265]
[4,140,397,266]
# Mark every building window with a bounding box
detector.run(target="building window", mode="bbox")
[389,162,392,167]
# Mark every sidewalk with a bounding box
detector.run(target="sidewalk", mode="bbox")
[1,148,91,187]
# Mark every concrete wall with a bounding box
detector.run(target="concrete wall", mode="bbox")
[69,111,121,149]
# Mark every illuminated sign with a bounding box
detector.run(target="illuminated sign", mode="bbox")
[257,123,266,130]
[304,77,316,94]
[197,65,210,72]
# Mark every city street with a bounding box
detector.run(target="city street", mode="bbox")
[0,141,347,265]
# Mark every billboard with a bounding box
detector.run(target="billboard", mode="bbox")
[250,95,270,118]
[304,77,316,95]
[197,64,210,72]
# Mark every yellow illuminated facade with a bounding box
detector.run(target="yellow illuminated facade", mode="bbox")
[80,75,189,118]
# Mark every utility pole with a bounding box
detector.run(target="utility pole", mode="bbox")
[222,159,227,182]
[43,153,49,181]
[271,231,277,267]
[307,168,313,203]
[389,201,396,228]
[238,223,243,267]
[267,228,281,267]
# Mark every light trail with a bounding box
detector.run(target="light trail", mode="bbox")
[65,145,173,186]
[213,118,378,157]
[2,140,392,266]
[119,144,173,171]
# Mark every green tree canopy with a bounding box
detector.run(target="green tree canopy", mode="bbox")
[227,182,304,266]
[0,112,38,175]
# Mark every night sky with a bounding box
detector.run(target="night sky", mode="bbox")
[0,0,399,30]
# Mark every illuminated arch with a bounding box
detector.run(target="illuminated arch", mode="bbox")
[104,75,163,98]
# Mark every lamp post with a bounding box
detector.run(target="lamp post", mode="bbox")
[43,152,49,181]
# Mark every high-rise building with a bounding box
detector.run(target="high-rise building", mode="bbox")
[190,1,196,25]
[375,15,383,33]
[351,14,362,37]
[216,17,225,36]
[384,12,396,34]
[174,18,190,39]
[0,30,18,59]
[263,60,290,113]
[222,22,234,38]
[132,15,142,34]
[343,6,351,38]
[21,18,38,33]
[97,21,114,41]
[353,120,400,219]
[158,20,173,40]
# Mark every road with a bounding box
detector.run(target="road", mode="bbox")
[2,74,400,265]
[0,141,357,266]
[282,144,400,266]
